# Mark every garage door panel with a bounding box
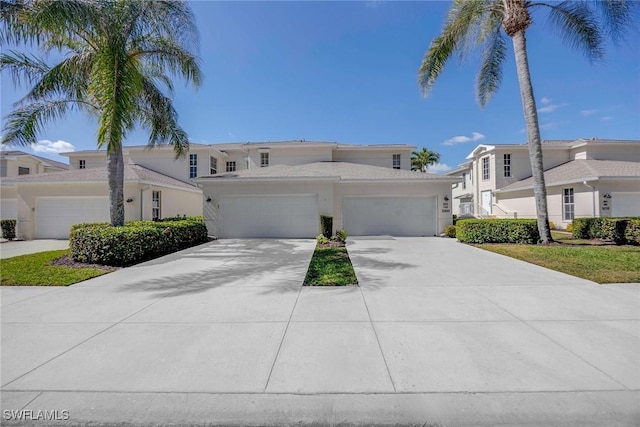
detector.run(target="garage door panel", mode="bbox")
[343,196,436,237]
[220,195,318,238]
[612,193,640,217]
[36,197,109,239]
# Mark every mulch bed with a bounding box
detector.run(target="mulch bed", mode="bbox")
[50,255,119,272]
[317,241,346,248]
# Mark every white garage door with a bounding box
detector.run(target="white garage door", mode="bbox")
[343,196,437,237]
[1,199,17,219]
[612,193,640,217]
[36,197,110,239]
[219,195,319,238]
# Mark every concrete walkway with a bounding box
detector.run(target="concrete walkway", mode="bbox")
[0,240,69,259]
[1,237,638,426]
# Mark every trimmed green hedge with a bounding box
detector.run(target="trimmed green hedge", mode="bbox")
[456,219,540,244]
[572,217,640,245]
[1,219,16,240]
[70,217,208,266]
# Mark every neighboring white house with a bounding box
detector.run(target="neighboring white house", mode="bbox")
[447,138,640,228]
[0,150,69,221]
[192,140,456,238]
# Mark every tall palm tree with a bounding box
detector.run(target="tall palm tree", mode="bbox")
[418,0,636,244]
[1,0,202,226]
[411,147,441,172]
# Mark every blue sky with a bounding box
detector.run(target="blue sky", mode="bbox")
[1,0,639,173]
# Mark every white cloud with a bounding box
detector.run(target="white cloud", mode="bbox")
[538,103,566,113]
[580,109,598,116]
[31,139,75,154]
[540,97,552,105]
[601,116,613,121]
[442,132,485,146]
[426,163,453,174]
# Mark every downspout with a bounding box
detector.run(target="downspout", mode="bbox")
[583,181,596,217]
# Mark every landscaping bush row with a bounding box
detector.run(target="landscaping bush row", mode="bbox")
[456,219,540,244]
[70,216,208,266]
[1,219,16,240]
[572,217,640,245]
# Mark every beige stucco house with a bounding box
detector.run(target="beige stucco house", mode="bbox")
[447,138,640,228]
[194,141,457,238]
[1,150,69,220]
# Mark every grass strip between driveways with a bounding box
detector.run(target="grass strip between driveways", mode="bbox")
[476,243,640,284]
[1,250,111,286]
[304,246,358,286]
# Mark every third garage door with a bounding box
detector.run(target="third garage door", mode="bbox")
[343,196,436,237]
[219,195,319,238]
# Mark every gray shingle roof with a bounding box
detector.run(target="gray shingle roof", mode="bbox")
[198,161,454,181]
[0,150,69,170]
[499,160,640,192]
[12,164,198,190]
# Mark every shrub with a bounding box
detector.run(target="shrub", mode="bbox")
[566,223,573,233]
[456,219,540,244]
[572,218,604,239]
[1,219,16,240]
[444,225,456,238]
[320,215,333,239]
[332,229,347,243]
[600,218,629,244]
[70,216,208,266]
[548,221,555,230]
[316,234,329,245]
[624,219,640,245]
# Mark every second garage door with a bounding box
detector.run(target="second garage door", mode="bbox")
[343,196,437,237]
[219,195,319,238]
[36,197,110,239]
[612,192,640,217]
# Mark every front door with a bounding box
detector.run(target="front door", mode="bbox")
[481,191,492,216]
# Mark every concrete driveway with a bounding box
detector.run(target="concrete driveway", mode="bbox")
[1,237,638,426]
[0,240,70,259]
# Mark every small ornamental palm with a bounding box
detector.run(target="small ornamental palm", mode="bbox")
[418,0,637,244]
[411,147,441,172]
[1,0,202,226]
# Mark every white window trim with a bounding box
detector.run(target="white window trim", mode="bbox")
[563,188,575,221]
[152,191,161,221]
[481,157,490,181]
[260,152,269,167]
[392,154,401,170]
[189,154,198,178]
[226,161,236,172]
[79,159,86,169]
[503,154,511,177]
[210,156,217,175]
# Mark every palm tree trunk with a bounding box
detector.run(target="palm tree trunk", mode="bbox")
[108,145,125,226]
[511,30,553,244]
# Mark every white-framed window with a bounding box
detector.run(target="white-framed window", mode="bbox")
[392,154,401,169]
[482,157,490,180]
[18,166,30,175]
[503,154,511,177]
[563,188,575,221]
[260,152,269,167]
[79,159,86,169]
[210,156,217,175]
[226,161,236,172]
[152,190,161,221]
[189,154,197,178]
[462,172,466,189]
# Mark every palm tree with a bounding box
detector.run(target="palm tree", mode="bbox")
[411,147,441,172]
[418,0,636,244]
[1,0,202,226]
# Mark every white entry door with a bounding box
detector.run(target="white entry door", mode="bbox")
[36,197,110,239]
[219,195,319,238]
[481,191,492,215]
[343,196,436,237]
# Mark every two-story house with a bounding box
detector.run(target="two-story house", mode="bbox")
[0,150,69,221]
[8,140,456,239]
[447,138,640,228]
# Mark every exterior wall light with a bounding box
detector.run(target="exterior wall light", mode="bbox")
[126,197,134,203]
[206,197,212,202]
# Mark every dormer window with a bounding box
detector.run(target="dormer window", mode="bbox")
[260,151,269,167]
[392,154,401,169]
[482,157,490,180]
[189,154,197,178]
[210,156,217,175]
[503,154,511,177]
[79,160,86,169]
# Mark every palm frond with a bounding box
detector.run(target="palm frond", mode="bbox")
[477,28,507,107]
[133,36,202,87]
[0,50,50,87]
[541,1,604,62]
[418,0,486,96]
[595,0,639,44]
[1,99,75,146]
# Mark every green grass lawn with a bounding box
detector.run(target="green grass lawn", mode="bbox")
[304,246,358,286]
[1,250,112,286]
[477,240,640,284]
